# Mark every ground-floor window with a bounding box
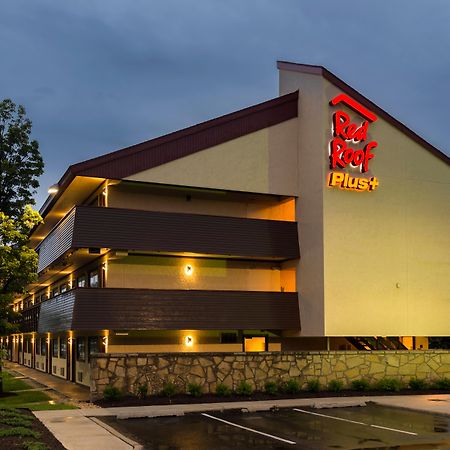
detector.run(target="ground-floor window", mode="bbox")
[52,338,58,358]
[60,338,67,359]
[76,338,86,361]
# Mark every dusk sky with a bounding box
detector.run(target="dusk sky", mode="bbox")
[1,0,449,207]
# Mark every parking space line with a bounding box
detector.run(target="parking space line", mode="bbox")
[201,413,297,445]
[293,409,417,436]
[370,424,418,436]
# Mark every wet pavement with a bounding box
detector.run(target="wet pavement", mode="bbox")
[100,404,450,449]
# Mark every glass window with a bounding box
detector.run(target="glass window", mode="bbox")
[59,283,68,294]
[60,339,67,359]
[52,287,58,298]
[36,339,40,355]
[40,338,47,356]
[88,337,99,361]
[52,339,58,358]
[89,270,99,288]
[76,338,85,361]
[77,275,87,288]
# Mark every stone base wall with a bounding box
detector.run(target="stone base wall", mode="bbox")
[90,351,450,400]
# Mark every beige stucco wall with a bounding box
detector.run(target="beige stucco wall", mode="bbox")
[279,71,328,335]
[124,119,298,196]
[108,182,295,221]
[106,256,293,292]
[279,67,450,337]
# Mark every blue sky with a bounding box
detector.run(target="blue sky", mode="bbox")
[1,0,449,207]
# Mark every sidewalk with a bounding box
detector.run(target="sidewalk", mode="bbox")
[5,362,90,402]
[34,394,450,450]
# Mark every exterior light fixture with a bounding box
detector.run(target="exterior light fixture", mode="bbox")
[184,335,194,347]
[48,184,59,194]
[184,264,194,276]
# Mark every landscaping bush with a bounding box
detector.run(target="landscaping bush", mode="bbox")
[306,379,321,392]
[351,378,371,391]
[376,377,403,392]
[161,382,178,398]
[103,386,121,401]
[215,383,232,397]
[281,379,301,394]
[408,378,428,391]
[187,382,203,397]
[264,380,278,395]
[135,383,148,399]
[236,381,253,396]
[431,378,450,390]
[328,379,344,392]
[23,442,49,450]
[0,427,40,439]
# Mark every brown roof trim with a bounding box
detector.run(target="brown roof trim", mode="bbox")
[40,91,299,218]
[277,61,450,166]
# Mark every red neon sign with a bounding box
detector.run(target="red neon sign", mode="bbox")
[329,94,379,174]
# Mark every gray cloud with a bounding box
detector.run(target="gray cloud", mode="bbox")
[0,0,448,207]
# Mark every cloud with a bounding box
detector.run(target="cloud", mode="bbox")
[0,0,448,206]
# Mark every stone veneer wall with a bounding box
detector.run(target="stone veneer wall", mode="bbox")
[90,351,450,400]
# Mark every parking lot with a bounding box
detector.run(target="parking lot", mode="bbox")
[100,403,450,449]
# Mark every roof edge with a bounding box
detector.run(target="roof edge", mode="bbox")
[277,60,450,166]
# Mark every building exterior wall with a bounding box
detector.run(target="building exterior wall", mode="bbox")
[90,350,450,400]
[106,256,295,292]
[124,119,298,196]
[278,67,450,337]
[108,182,296,221]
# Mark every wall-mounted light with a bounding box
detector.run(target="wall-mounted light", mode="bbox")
[184,335,194,347]
[48,184,59,195]
[184,264,194,276]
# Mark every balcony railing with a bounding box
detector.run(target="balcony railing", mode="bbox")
[36,206,300,273]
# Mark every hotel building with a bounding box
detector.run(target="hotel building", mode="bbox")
[5,61,450,386]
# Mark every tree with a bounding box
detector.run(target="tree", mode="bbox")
[0,99,44,218]
[0,205,42,392]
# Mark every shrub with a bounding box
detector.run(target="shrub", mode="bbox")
[103,386,121,401]
[0,416,33,427]
[431,378,450,390]
[187,382,203,397]
[328,379,344,392]
[236,381,253,396]
[215,383,232,397]
[408,378,428,391]
[376,377,403,392]
[136,383,148,399]
[264,380,279,395]
[161,382,178,398]
[0,427,40,438]
[306,379,321,392]
[351,378,371,391]
[281,379,301,394]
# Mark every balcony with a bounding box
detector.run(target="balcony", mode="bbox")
[36,206,300,273]
[34,288,300,333]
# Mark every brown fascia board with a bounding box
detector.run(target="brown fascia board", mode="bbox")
[277,60,450,166]
[40,90,299,219]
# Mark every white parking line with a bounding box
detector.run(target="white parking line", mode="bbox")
[293,408,418,436]
[201,413,297,445]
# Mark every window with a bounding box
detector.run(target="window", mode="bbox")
[36,339,40,355]
[40,338,47,356]
[76,338,85,361]
[51,287,58,298]
[40,293,48,303]
[221,333,238,344]
[52,339,58,358]
[77,275,87,288]
[59,339,67,359]
[89,270,99,288]
[59,283,68,294]
[88,337,99,361]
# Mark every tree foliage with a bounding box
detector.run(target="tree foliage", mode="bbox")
[0,99,44,218]
[0,206,42,335]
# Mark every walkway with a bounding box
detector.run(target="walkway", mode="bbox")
[5,362,90,402]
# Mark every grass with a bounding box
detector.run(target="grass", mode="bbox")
[0,370,77,411]
[1,371,31,391]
